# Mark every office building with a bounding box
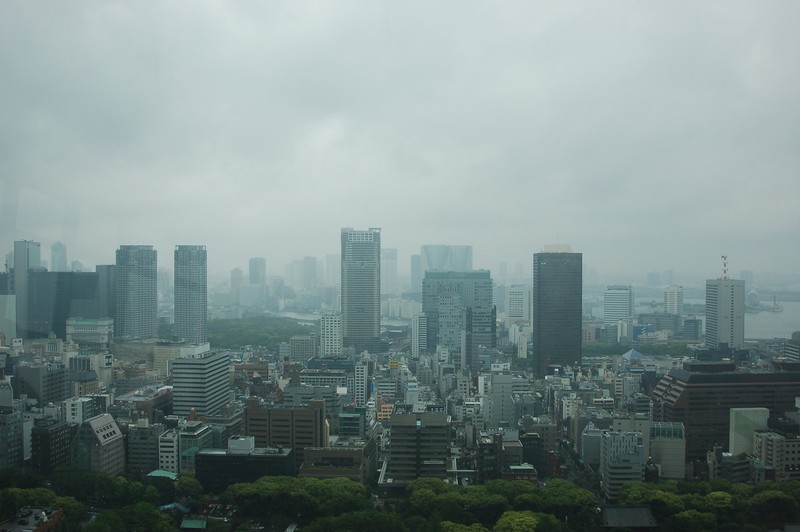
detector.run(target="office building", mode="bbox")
[249,257,266,286]
[319,312,342,358]
[664,285,683,316]
[729,407,769,455]
[13,240,42,338]
[71,413,125,475]
[532,248,582,376]
[651,362,800,459]
[0,408,23,469]
[381,248,399,296]
[50,241,67,272]
[171,345,230,418]
[30,417,72,475]
[601,431,645,501]
[14,364,69,406]
[507,285,532,323]
[289,335,317,365]
[705,277,745,350]
[115,245,157,340]
[341,228,381,353]
[244,398,328,474]
[127,419,165,475]
[420,245,473,273]
[196,436,294,493]
[411,313,427,357]
[386,411,449,484]
[410,254,422,294]
[174,245,207,344]
[422,270,495,373]
[604,285,634,328]
[354,360,372,407]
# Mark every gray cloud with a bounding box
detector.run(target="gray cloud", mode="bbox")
[2,1,798,284]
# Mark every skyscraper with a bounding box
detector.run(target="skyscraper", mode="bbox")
[50,241,67,272]
[420,245,473,274]
[14,240,42,338]
[381,248,399,296]
[172,345,229,418]
[319,312,342,357]
[532,247,582,376]
[341,228,381,353]
[174,245,207,344]
[705,277,744,350]
[664,285,683,316]
[604,285,634,328]
[249,257,266,286]
[115,245,157,340]
[422,270,495,373]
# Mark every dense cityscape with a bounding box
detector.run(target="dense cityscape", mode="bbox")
[0,234,798,530]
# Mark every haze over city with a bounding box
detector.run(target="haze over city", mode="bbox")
[2,2,799,284]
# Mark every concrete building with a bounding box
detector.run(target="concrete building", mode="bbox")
[289,335,317,365]
[411,313,427,357]
[341,228,381,353]
[66,318,114,350]
[14,364,69,406]
[604,285,634,328]
[649,422,686,480]
[651,362,800,459]
[196,436,294,493]
[601,431,645,501]
[71,413,125,475]
[30,417,72,475]
[174,245,207,345]
[51,241,67,273]
[115,245,157,340]
[381,248,399,296]
[13,240,41,338]
[0,408,23,469]
[248,257,266,286]
[300,435,378,484]
[127,419,165,474]
[422,270,495,373]
[532,248,582,376]
[243,398,328,474]
[171,345,230,418]
[507,285,532,323]
[386,411,449,484]
[664,285,683,316]
[319,312,342,358]
[705,277,745,350]
[729,407,769,455]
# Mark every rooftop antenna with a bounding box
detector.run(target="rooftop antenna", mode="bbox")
[721,255,728,280]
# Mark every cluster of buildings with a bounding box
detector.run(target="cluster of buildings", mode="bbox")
[1,233,799,506]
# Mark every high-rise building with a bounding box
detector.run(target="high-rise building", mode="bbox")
[664,285,683,316]
[410,254,422,294]
[532,247,582,376]
[249,257,266,286]
[50,241,67,272]
[381,248,399,296]
[386,411,449,483]
[174,245,207,344]
[115,245,157,340]
[411,313,427,357]
[319,312,342,358]
[420,245,473,274]
[705,277,745,350]
[71,413,125,475]
[422,270,495,373]
[171,345,230,418]
[341,228,381,353]
[600,431,645,501]
[604,285,634,328]
[507,285,532,323]
[13,240,41,338]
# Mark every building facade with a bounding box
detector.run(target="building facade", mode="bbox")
[341,228,381,353]
[115,245,157,340]
[171,346,230,418]
[174,245,207,344]
[319,312,342,358]
[604,285,634,328]
[532,248,582,376]
[705,277,745,350]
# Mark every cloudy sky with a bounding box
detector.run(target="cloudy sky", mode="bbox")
[2,2,799,285]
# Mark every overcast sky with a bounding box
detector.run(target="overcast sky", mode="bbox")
[2,2,799,286]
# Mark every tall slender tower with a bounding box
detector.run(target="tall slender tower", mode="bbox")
[341,228,381,353]
[603,285,634,328]
[115,245,157,340]
[174,245,207,344]
[50,241,67,272]
[14,240,42,338]
[705,277,744,350]
[532,246,582,376]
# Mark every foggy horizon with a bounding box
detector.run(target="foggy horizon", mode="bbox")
[2,3,799,287]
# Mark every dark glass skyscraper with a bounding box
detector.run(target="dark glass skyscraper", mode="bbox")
[174,245,207,344]
[341,228,381,353]
[532,248,582,376]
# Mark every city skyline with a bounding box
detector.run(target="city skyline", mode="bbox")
[2,3,799,283]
